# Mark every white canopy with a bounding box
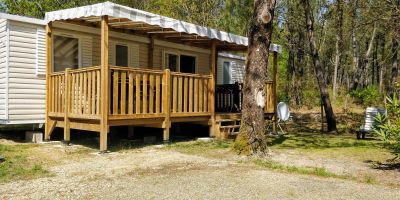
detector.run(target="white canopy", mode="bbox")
[45,1,281,53]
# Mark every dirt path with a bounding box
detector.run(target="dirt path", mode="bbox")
[1,144,399,200]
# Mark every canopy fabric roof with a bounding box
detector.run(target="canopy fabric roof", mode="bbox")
[45,1,281,53]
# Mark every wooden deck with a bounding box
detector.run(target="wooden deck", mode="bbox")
[44,16,279,151]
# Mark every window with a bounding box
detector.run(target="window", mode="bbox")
[53,35,79,72]
[223,61,231,84]
[116,44,129,67]
[180,55,196,73]
[165,53,179,72]
[164,52,196,73]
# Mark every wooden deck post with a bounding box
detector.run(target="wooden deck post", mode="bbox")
[272,52,278,134]
[100,16,109,151]
[63,68,71,143]
[162,69,171,142]
[209,40,217,137]
[45,23,53,141]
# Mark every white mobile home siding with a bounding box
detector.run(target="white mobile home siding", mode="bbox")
[7,20,46,124]
[0,19,7,120]
[217,53,246,85]
[0,13,46,125]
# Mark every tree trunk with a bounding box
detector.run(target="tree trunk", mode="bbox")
[379,34,386,94]
[362,25,377,87]
[390,0,399,94]
[302,0,337,132]
[351,25,377,90]
[240,0,276,156]
[333,0,343,98]
[349,0,359,90]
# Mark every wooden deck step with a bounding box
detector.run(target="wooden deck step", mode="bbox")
[220,125,241,129]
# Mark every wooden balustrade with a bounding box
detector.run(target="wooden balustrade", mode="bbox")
[69,66,102,118]
[49,72,65,115]
[109,66,164,118]
[49,66,215,121]
[170,72,212,117]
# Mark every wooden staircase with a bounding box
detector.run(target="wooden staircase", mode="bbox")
[215,113,242,139]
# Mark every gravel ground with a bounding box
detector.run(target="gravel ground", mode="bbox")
[1,145,399,200]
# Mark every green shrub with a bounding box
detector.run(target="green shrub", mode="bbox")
[374,95,400,157]
[350,86,381,106]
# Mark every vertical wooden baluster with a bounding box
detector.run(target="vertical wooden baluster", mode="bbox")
[80,73,84,114]
[172,75,177,113]
[199,78,203,112]
[183,77,188,113]
[128,71,133,114]
[91,71,96,115]
[194,77,198,112]
[113,70,119,115]
[61,75,65,113]
[135,72,141,113]
[189,77,193,112]
[72,74,76,113]
[83,72,87,114]
[204,79,208,112]
[120,71,126,115]
[142,73,148,114]
[96,70,101,115]
[178,76,183,113]
[149,74,154,113]
[54,76,58,112]
[87,72,92,114]
[155,74,160,113]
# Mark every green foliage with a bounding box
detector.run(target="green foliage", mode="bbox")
[254,159,338,178]
[374,95,400,156]
[233,126,251,155]
[350,86,381,106]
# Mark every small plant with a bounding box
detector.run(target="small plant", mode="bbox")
[374,95,400,157]
[350,85,381,106]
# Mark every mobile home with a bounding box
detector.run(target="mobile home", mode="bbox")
[1,2,281,151]
[0,13,46,125]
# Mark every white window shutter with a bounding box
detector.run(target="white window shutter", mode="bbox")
[81,37,92,67]
[36,28,46,76]
[130,43,139,67]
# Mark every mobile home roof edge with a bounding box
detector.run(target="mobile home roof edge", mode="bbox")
[0,12,46,25]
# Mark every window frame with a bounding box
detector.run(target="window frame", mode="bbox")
[52,33,82,72]
[114,42,130,67]
[162,51,198,73]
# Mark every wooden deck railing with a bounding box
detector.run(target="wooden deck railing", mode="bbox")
[49,72,66,115]
[48,66,274,123]
[215,81,275,114]
[170,72,212,117]
[69,67,102,118]
[109,66,164,119]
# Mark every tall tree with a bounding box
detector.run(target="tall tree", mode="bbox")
[302,0,337,132]
[333,0,343,98]
[390,0,400,94]
[240,0,276,156]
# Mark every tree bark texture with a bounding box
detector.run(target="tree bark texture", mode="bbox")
[390,0,399,94]
[349,0,359,90]
[241,0,276,156]
[333,0,343,98]
[302,0,337,132]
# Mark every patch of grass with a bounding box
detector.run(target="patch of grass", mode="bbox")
[0,144,49,182]
[254,159,338,178]
[164,140,233,158]
[269,133,393,162]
